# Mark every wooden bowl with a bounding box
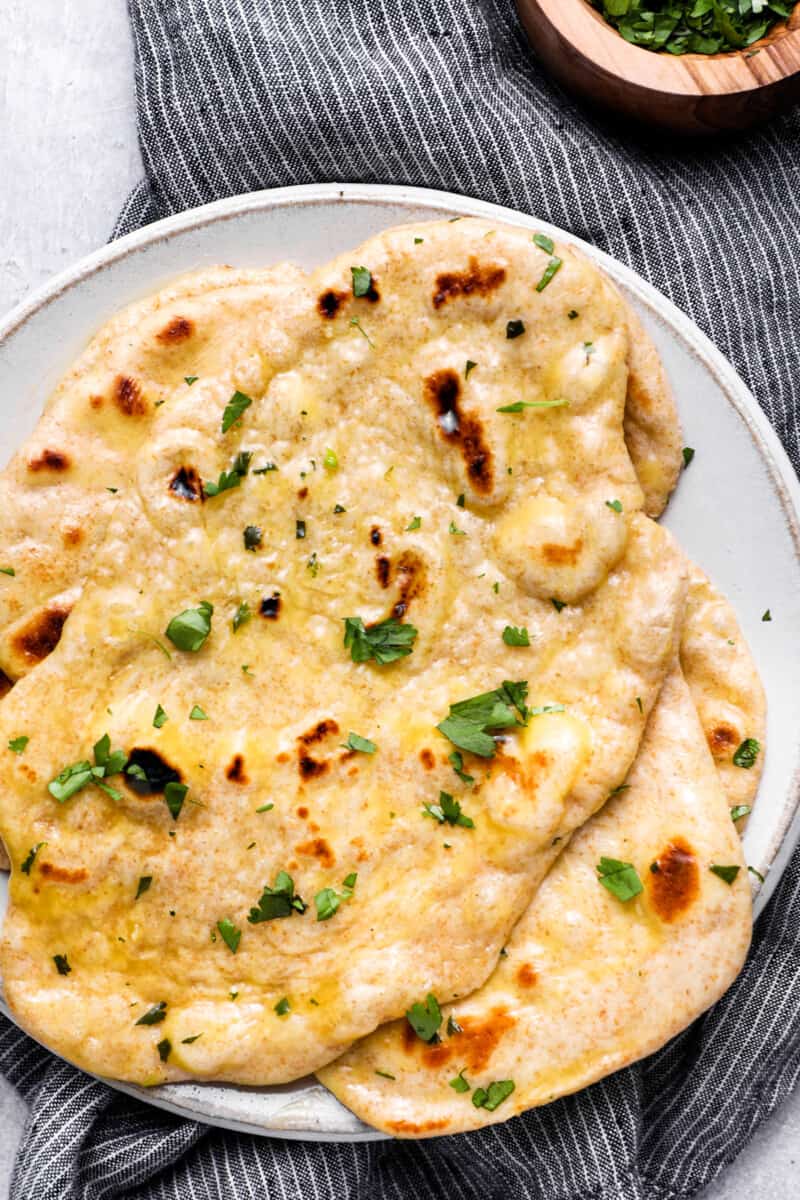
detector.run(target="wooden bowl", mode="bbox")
[515,0,800,134]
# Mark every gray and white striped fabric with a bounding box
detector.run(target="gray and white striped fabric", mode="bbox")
[3,1,800,1196]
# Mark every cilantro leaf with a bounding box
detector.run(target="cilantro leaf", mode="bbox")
[135,1001,167,1026]
[597,856,643,902]
[204,451,252,497]
[342,732,377,754]
[450,1069,471,1093]
[710,864,741,885]
[406,993,442,1043]
[343,616,418,665]
[536,257,562,291]
[449,750,475,786]
[221,390,253,434]
[351,266,372,297]
[423,790,474,829]
[730,805,751,822]
[437,680,529,759]
[164,781,188,820]
[165,601,213,652]
[217,918,242,954]
[243,525,262,552]
[274,997,290,1016]
[53,954,71,976]
[733,738,760,769]
[232,601,251,633]
[248,871,307,923]
[502,625,530,646]
[8,735,29,754]
[189,705,208,721]
[506,319,525,339]
[497,398,569,413]
[20,842,46,875]
[153,705,168,729]
[135,875,152,900]
[472,1079,515,1111]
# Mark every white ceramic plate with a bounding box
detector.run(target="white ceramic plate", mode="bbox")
[1,183,799,1141]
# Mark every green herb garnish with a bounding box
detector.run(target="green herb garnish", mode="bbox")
[733,738,760,769]
[606,499,623,513]
[248,871,307,923]
[406,993,442,1043]
[342,732,377,754]
[217,918,241,954]
[153,705,168,729]
[165,601,213,652]
[730,805,751,822]
[596,856,643,902]
[8,735,29,754]
[53,954,71,976]
[682,446,695,467]
[533,233,554,254]
[497,398,569,413]
[0,567,15,577]
[465,360,477,379]
[506,319,525,339]
[164,781,188,820]
[274,997,290,1016]
[710,864,741,885]
[423,790,474,829]
[502,625,530,646]
[450,1069,471,1093]
[232,601,251,633]
[536,257,562,291]
[157,1038,171,1063]
[221,390,253,434]
[472,1079,515,1111]
[343,615,418,665]
[437,680,529,759]
[20,842,45,875]
[135,1001,167,1025]
[244,525,262,552]
[48,733,129,803]
[406,516,422,531]
[189,705,208,721]
[351,266,372,297]
[135,876,152,900]
[590,0,784,56]
[204,451,252,497]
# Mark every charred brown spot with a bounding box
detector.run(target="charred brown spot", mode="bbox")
[318,289,347,318]
[295,836,335,868]
[125,748,181,795]
[299,756,327,779]
[376,556,392,588]
[62,527,83,547]
[299,719,340,747]
[420,748,435,770]
[432,257,506,309]
[423,369,493,495]
[169,466,203,502]
[707,723,739,759]
[28,449,70,473]
[542,540,583,567]
[260,592,281,619]
[114,375,147,417]
[411,1006,516,1072]
[649,837,700,924]
[298,486,309,500]
[392,550,427,619]
[156,315,194,344]
[516,963,537,988]
[296,805,309,819]
[89,395,104,410]
[14,606,71,665]
[0,670,12,700]
[39,862,88,884]
[370,525,382,546]
[276,752,290,764]
[226,754,248,784]
[386,1118,451,1135]
[492,746,550,793]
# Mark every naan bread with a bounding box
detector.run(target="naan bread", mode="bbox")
[0,219,688,1084]
[0,264,305,685]
[318,664,752,1136]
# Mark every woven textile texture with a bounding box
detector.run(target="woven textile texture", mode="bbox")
[3,1,800,1197]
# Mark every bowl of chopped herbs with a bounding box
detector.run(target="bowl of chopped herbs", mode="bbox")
[515,0,800,132]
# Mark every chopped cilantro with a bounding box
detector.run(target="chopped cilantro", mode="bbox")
[406,993,442,1043]
[161,782,187,821]
[596,856,643,902]
[296,519,306,540]
[710,864,741,885]
[551,598,566,612]
[568,309,579,320]
[217,918,242,954]
[762,609,772,622]
[472,1079,515,1110]
[232,601,251,633]
[448,520,466,536]
[449,750,475,786]
[351,266,372,297]
[497,397,569,414]
[343,615,418,665]
[256,803,274,813]
[506,319,525,339]
[733,738,760,769]
[533,232,554,254]
[165,601,213,651]
[253,462,277,474]
[153,705,168,729]
[135,1001,167,1025]
[606,499,623,513]
[244,525,262,552]
[181,1034,202,1044]
[189,705,208,721]
[49,733,129,804]
[135,876,152,900]
[20,842,45,875]
[406,516,422,531]
[682,446,695,468]
[450,1069,471,1093]
[375,1069,396,1079]
[342,732,377,754]
[274,997,290,1016]
[53,954,71,976]
[8,735,29,754]
[748,865,765,884]
[436,680,529,759]
[204,451,252,497]
[248,871,307,923]
[423,790,474,829]
[221,390,253,434]
[0,567,15,577]
[502,625,530,646]
[323,448,339,471]
[184,376,199,386]
[730,805,751,822]
[465,360,477,379]
[536,257,562,291]
[349,315,374,346]
[157,1038,172,1063]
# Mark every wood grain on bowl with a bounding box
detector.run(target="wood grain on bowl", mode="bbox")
[516,0,800,134]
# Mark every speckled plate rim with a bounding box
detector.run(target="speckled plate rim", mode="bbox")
[1,181,799,1142]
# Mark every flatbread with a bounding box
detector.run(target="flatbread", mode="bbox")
[0,219,688,1084]
[318,664,752,1136]
[0,264,305,685]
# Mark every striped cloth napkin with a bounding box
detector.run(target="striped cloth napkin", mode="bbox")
[3,2,800,1197]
